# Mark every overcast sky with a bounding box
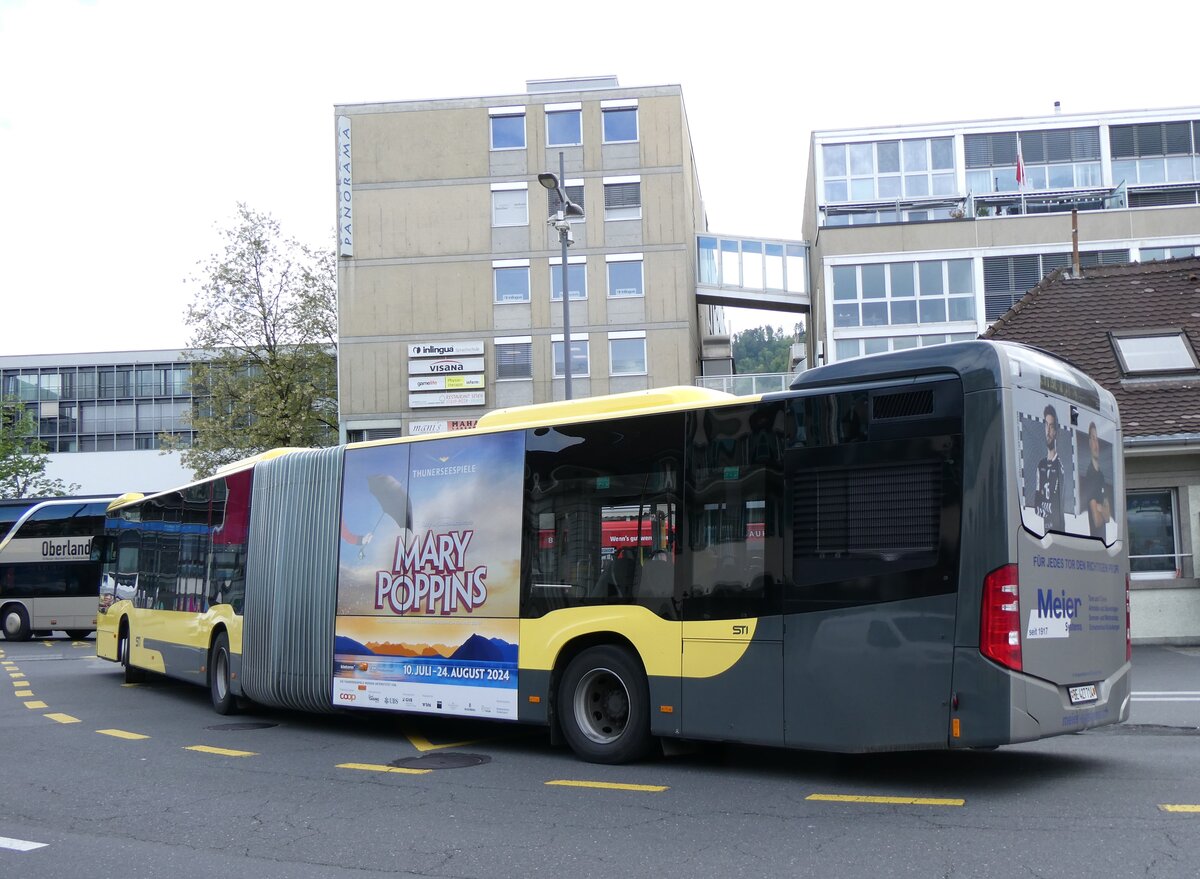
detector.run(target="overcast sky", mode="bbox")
[1,0,1194,357]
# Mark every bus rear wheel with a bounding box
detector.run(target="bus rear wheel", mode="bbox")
[1,605,31,642]
[65,630,92,641]
[557,645,653,764]
[119,626,146,683]
[209,632,237,715]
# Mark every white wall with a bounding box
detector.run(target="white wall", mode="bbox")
[1132,587,1200,645]
[44,450,194,496]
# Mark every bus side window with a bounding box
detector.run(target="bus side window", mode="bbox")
[522,413,684,619]
[683,402,785,622]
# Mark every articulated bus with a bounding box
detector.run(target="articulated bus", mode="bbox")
[1,496,116,641]
[96,341,1130,763]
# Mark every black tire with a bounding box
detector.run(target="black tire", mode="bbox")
[1,604,32,642]
[65,630,92,641]
[557,645,653,764]
[209,631,237,715]
[119,625,146,684]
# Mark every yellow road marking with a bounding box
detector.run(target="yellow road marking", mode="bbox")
[12,680,29,687]
[185,745,257,757]
[44,713,80,724]
[23,701,48,709]
[546,780,669,793]
[15,690,33,697]
[97,729,149,740]
[120,683,141,688]
[337,762,432,776]
[8,671,23,677]
[43,641,53,647]
[400,726,486,753]
[1159,804,1200,813]
[807,793,964,807]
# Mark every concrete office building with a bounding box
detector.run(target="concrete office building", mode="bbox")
[333,76,808,441]
[804,105,1200,365]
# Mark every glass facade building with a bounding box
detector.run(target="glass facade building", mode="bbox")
[805,105,1200,367]
[0,351,201,454]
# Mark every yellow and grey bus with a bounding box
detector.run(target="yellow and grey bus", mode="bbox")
[96,341,1130,762]
[1,496,115,640]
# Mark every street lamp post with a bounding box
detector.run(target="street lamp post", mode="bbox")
[538,153,584,400]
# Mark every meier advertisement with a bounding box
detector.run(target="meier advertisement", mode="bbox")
[332,431,525,719]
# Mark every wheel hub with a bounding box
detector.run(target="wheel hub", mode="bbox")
[575,667,631,744]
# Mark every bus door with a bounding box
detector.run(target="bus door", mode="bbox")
[680,403,786,748]
[782,383,964,751]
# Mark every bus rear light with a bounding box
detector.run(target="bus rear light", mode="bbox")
[981,564,1022,672]
[1125,575,1132,662]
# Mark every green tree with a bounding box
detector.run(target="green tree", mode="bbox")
[733,323,805,374]
[0,396,78,497]
[168,205,338,478]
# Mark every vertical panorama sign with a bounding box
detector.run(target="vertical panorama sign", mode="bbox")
[337,115,353,257]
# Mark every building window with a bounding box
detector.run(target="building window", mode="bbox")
[831,258,975,329]
[833,333,974,363]
[1112,332,1199,374]
[699,236,807,292]
[550,258,587,301]
[1139,245,1200,262]
[1110,121,1198,186]
[552,336,590,377]
[490,108,526,151]
[495,337,533,380]
[602,103,638,143]
[821,137,955,204]
[546,104,582,147]
[608,333,647,375]
[1128,489,1181,578]
[981,249,1130,320]
[493,261,531,304]
[606,255,644,298]
[604,177,641,220]
[547,181,585,217]
[491,186,528,227]
[965,127,1101,194]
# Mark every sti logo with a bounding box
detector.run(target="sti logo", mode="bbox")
[732,624,749,636]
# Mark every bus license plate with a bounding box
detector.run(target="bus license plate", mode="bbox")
[1069,684,1098,704]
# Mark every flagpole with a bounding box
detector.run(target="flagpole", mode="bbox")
[1016,136,1027,215]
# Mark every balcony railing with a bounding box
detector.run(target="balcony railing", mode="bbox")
[696,373,795,396]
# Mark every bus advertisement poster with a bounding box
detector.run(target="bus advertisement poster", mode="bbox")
[1013,385,1118,544]
[332,431,525,717]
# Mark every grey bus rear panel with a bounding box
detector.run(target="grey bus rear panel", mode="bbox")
[792,340,1130,749]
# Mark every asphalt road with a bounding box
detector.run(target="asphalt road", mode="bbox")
[1,638,1197,879]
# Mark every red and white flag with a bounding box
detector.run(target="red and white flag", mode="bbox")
[1015,138,1026,190]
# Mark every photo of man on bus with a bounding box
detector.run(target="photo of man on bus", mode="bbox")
[1078,421,1113,539]
[1031,403,1066,532]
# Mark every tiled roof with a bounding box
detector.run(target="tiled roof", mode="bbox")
[984,257,1200,439]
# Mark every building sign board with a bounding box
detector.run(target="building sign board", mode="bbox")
[408,419,480,435]
[409,391,487,408]
[409,375,486,391]
[408,342,485,358]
